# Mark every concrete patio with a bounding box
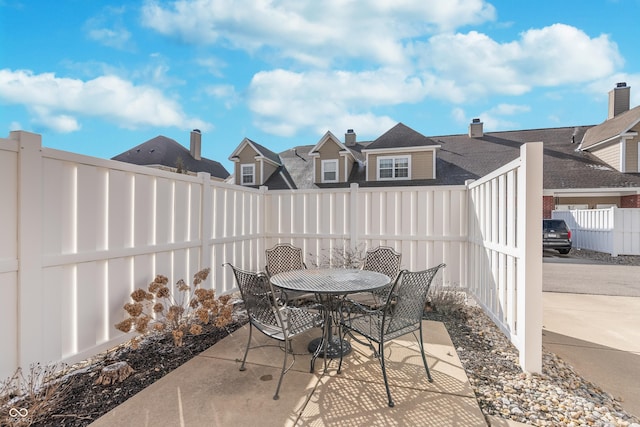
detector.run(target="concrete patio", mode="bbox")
[89,319,509,426]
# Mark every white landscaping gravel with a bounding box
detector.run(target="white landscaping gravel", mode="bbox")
[433,304,640,427]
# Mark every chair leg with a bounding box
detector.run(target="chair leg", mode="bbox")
[379,341,394,407]
[273,337,289,400]
[418,323,433,382]
[337,325,345,374]
[239,323,253,371]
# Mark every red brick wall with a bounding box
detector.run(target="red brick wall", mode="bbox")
[621,194,640,208]
[543,196,555,218]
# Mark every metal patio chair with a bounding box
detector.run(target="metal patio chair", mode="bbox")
[338,263,446,407]
[265,243,314,304]
[345,246,402,308]
[224,263,321,400]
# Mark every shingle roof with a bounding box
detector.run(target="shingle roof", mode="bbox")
[434,126,640,189]
[365,122,440,150]
[274,125,640,190]
[580,106,640,150]
[248,139,282,165]
[111,135,230,179]
[264,146,316,190]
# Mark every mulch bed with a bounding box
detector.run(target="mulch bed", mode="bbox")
[26,321,244,427]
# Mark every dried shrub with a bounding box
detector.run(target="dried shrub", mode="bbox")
[115,268,233,346]
[0,363,70,427]
[426,283,467,316]
[311,242,367,269]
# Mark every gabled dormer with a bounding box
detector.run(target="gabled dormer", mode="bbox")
[229,138,282,186]
[308,131,357,184]
[579,83,640,173]
[361,123,440,182]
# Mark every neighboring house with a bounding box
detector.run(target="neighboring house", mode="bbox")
[361,123,440,183]
[578,82,640,174]
[227,84,640,216]
[308,130,360,185]
[112,130,230,181]
[227,137,297,188]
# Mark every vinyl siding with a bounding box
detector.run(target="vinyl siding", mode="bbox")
[315,140,346,182]
[592,143,620,171]
[367,150,434,181]
[235,145,260,185]
[625,133,639,172]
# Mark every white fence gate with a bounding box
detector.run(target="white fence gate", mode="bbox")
[1,131,543,379]
[553,208,640,256]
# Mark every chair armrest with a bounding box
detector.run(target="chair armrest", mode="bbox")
[340,298,385,324]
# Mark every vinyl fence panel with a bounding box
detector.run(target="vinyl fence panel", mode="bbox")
[553,207,640,256]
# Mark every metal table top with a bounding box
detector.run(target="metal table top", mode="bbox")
[270,268,390,295]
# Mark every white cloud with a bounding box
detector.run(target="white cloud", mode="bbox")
[585,73,640,106]
[205,84,240,109]
[476,104,531,131]
[84,6,132,50]
[416,24,622,102]
[451,107,467,124]
[0,69,211,133]
[141,0,496,66]
[195,57,227,78]
[139,1,626,139]
[247,68,425,136]
[518,24,622,85]
[450,104,530,131]
[131,54,185,87]
[32,107,81,133]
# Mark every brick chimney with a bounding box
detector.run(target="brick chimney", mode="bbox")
[345,129,356,146]
[468,118,483,138]
[608,82,630,119]
[190,129,201,160]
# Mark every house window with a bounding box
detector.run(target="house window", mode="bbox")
[322,159,338,183]
[377,156,410,180]
[241,164,255,185]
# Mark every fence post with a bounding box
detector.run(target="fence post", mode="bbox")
[349,183,359,250]
[14,131,45,371]
[259,185,268,256]
[517,142,543,373]
[610,206,619,257]
[198,172,212,270]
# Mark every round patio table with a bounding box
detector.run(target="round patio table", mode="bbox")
[270,268,390,373]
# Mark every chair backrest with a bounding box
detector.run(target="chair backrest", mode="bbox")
[265,243,306,277]
[362,246,401,280]
[384,263,446,337]
[224,263,278,328]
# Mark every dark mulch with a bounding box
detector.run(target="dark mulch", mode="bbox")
[28,321,244,427]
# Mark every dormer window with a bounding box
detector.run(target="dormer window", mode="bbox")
[241,164,255,185]
[322,159,338,183]
[378,156,410,180]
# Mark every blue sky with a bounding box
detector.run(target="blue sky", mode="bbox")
[2,0,640,173]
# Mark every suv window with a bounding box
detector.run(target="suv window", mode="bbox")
[543,220,568,232]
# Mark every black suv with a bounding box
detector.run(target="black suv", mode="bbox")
[543,219,572,254]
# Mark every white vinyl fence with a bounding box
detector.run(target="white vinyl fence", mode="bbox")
[467,143,543,372]
[1,131,264,380]
[553,208,640,256]
[1,131,543,379]
[262,184,468,287]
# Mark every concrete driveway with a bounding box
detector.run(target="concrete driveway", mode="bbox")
[543,255,640,417]
[543,251,640,296]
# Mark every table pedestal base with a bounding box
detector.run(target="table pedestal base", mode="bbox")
[308,336,351,358]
